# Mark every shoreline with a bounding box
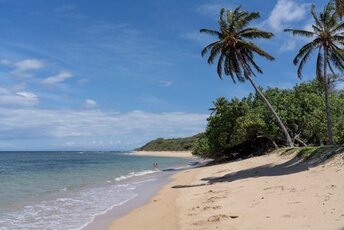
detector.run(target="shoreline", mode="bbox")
[107,167,197,230]
[132,150,194,158]
[108,152,344,230]
[83,155,200,230]
[83,170,177,230]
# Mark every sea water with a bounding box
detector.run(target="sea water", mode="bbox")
[0,151,192,230]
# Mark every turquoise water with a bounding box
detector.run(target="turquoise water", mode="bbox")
[0,151,192,230]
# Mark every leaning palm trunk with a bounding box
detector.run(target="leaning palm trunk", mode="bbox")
[247,77,294,147]
[323,47,334,145]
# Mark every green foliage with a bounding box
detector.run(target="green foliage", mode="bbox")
[193,80,344,159]
[135,135,200,152]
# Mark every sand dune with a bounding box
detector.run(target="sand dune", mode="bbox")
[109,151,344,230]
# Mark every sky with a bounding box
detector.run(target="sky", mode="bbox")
[0,0,330,150]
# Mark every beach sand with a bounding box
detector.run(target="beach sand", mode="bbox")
[108,151,344,230]
[132,151,194,158]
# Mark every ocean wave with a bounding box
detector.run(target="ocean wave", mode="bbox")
[0,182,140,230]
[114,170,157,182]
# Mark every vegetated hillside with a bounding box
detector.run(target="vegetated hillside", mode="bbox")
[135,135,200,151]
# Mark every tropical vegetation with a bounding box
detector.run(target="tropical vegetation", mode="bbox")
[193,80,344,159]
[135,135,200,152]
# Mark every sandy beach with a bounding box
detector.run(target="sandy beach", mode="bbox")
[109,151,344,230]
[132,151,194,158]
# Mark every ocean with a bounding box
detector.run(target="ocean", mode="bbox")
[0,151,194,230]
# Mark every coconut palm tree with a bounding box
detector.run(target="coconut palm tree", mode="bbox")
[200,6,294,147]
[284,1,344,145]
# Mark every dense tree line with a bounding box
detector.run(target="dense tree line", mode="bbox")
[135,135,200,152]
[193,80,344,159]
[197,0,343,160]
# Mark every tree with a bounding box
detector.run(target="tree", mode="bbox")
[336,0,344,17]
[200,6,294,147]
[284,1,344,145]
[209,97,229,115]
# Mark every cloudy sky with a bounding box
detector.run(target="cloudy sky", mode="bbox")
[0,0,328,150]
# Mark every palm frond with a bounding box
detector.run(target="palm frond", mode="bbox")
[297,48,314,79]
[330,20,344,33]
[200,29,221,37]
[293,42,316,65]
[311,4,323,28]
[327,60,336,75]
[238,28,274,39]
[336,0,344,17]
[284,29,314,37]
[201,41,221,57]
[237,12,260,30]
[207,44,222,64]
[330,50,344,71]
[217,54,225,79]
[238,40,274,60]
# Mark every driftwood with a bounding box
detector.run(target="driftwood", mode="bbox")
[293,133,307,147]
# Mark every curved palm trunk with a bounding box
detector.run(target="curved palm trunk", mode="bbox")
[247,76,294,147]
[323,47,334,145]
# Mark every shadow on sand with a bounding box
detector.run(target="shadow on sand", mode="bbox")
[171,147,344,189]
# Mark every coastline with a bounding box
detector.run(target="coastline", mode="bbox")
[108,152,344,230]
[83,154,199,230]
[132,150,194,158]
[83,170,177,230]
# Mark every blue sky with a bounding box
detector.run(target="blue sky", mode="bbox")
[0,0,329,150]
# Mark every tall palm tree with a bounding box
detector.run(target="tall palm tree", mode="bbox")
[284,1,344,145]
[201,6,294,147]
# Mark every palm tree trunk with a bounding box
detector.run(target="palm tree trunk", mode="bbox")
[247,76,294,147]
[323,46,334,145]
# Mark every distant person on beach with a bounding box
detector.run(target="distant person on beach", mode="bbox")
[153,162,159,170]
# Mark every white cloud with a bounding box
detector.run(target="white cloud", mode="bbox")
[0,109,207,144]
[303,20,314,31]
[0,59,11,65]
[84,99,97,108]
[55,4,76,13]
[2,59,45,77]
[181,32,214,45]
[266,0,308,31]
[159,80,173,87]
[41,71,73,85]
[0,87,38,106]
[279,39,297,52]
[197,2,233,18]
[14,59,44,71]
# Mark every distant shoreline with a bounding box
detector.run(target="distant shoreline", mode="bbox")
[132,150,194,158]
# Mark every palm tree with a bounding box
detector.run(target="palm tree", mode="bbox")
[336,0,344,17]
[209,97,228,115]
[200,6,294,147]
[284,1,344,145]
